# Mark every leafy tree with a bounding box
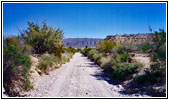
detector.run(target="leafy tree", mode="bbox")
[21,21,64,54]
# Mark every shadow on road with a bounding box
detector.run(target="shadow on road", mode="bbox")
[84,60,120,85]
[85,59,151,97]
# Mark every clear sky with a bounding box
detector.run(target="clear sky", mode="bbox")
[3,3,166,38]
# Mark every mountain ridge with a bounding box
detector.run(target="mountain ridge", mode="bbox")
[63,38,103,48]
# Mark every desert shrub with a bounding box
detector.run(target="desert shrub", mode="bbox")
[4,36,33,55]
[61,56,68,64]
[63,47,76,62]
[134,71,164,85]
[21,21,64,54]
[95,53,104,64]
[150,30,166,83]
[76,48,81,52]
[37,54,58,74]
[20,44,33,55]
[113,63,143,80]
[135,29,166,85]
[88,49,97,60]
[51,41,64,65]
[114,43,126,54]
[66,46,77,54]
[100,56,112,68]
[137,42,154,53]
[4,36,21,46]
[113,44,133,63]
[96,40,116,54]
[124,41,137,51]
[63,52,74,60]
[153,29,166,47]
[81,47,92,56]
[151,43,166,62]
[100,46,142,81]
[115,52,132,63]
[3,43,32,96]
[102,59,116,73]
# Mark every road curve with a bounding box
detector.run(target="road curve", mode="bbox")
[25,53,148,97]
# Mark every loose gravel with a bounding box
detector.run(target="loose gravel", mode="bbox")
[25,53,149,97]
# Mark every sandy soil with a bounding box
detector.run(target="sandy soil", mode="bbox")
[25,53,149,97]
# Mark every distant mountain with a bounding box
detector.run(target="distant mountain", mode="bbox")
[63,38,103,48]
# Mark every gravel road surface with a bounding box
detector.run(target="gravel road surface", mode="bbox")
[25,53,148,97]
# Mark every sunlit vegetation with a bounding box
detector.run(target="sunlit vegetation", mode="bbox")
[3,21,75,96]
[82,40,143,81]
[21,21,64,54]
[3,19,166,97]
[3,36,33,96]
[37,54,58,75]
[96,40,116,54]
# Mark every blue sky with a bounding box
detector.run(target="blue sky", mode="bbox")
[3,3,166,38]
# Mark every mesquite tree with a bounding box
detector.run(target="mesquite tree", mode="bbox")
[21,21,64,54]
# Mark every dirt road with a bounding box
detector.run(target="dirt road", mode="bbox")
[26,53,148,97]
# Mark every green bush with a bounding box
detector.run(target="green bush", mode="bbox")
[81,47,92,56]
[88,49,97,60]
[151,43,166,61]
[137,42,154,53]
[20,44,33,55]
[134,72,163,85]
[115,52,132,63]
[113,63,143,80]
[66,46,77,54]
[102,59,116,73]
[95,53,104,64]
[115,43,126,54]
[21,21,64,54]
[37,54,58,74]
[3,43,32,96]
[150,30,166,85]
[61,56,67,64]
[148,57,166,85]
[76,48,81,52]
[63,47,75,62]
[96,40,116,54]
[124,41,137,51]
